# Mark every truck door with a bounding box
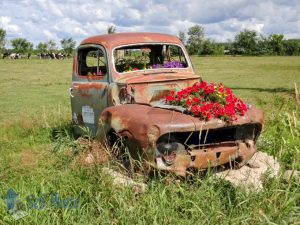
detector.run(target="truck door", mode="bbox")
[70,45,110,136]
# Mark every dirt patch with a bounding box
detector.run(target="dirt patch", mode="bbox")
[20,149,40,168]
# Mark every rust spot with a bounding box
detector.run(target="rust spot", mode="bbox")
[71,32,264,175]
[74,82,107,90]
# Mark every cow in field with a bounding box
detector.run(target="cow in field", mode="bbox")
[2,52,9,59]
[55,52,66,59]
[10,53,21,59]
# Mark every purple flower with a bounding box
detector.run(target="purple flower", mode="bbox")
[152,60,184,69]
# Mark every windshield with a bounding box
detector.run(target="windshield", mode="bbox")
[113,44,189,73]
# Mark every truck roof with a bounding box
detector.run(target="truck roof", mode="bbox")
[80,32,182,49]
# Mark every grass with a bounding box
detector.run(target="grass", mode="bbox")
[0,56,300,224]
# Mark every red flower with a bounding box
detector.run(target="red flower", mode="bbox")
[164,81,248,122]
[192,97,200,104]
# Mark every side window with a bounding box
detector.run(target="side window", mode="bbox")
[77,47,107,78]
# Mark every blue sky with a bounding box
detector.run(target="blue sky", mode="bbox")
[0,0,299,47]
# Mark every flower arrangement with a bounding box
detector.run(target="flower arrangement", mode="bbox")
[152,60,184,69]
[165,82,248,122]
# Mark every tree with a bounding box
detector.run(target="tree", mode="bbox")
[0,28,6,53]
[200,39,215,55]
[178,31,186,45]
[200,39,225,55]
[283,39,300,56]
[233,29,258,55]
[11,38,33,53]
[187,25,204,55]
[269,34,284,55]
[60,38,76,55]
[107,26,116,34]
[47,40,57,51]
[256,34,272,55]
[36,42,48,53]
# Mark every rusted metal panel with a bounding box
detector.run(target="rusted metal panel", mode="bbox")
[80,33,182,49]
[99,103,263,175]
[72,32,264,175]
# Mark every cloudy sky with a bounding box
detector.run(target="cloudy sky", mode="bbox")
[0,0,299,47]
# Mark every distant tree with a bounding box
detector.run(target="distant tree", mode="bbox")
[233,29,258,55]
[60,38,76,55]
[36,42,48,53]
[178,31,186,45]
[0,28,6,53]
[283,39,300,56]
[223,39,234,55]
[107,26,116,34]
[200,39,224,55]
[256,35,272,55]
[214,44,225,55]
[47,40,57,51]
[187,25,205,55]
[11,38,33,53]
[268,34,284,55]
[200,39,215,55]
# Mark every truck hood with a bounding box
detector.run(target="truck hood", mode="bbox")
[115,72,200,104]
[100,104,264,149]
[115,72,200,85]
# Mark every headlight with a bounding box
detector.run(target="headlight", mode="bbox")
[157,141,185,165]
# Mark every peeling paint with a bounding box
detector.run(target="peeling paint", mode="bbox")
[71,32,264,175]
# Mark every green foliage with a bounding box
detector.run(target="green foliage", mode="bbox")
[10,38,33,53]
[36,42,48,53]
[60,38,76,55]
[257,96,300,169]
[187,25,204,55]
[107,25,116,34]
[269,34,284,55]
[200,39,225,56]
[47,39,57,51]
[284,39,300,56]
[233,29,258,55]
[0,28,6,53]
[178,31,186,45]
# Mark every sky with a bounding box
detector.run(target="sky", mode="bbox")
[0,0,300,47]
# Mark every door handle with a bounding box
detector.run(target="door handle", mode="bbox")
[69,87,75,98]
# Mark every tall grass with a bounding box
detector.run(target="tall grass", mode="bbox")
[0,58,299,224]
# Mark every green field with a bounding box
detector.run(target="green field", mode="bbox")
[0,56,299,224]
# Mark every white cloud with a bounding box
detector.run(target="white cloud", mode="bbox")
[35,0,63,17]
[43,29,59,40]
[0,16,19,33]
[0,0,299,45]
[53,18,87,36]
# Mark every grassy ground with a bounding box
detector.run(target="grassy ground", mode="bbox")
[0,56,299,224]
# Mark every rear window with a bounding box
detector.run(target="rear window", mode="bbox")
[114,44,189,73]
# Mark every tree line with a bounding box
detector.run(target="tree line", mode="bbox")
[179,25,300,56]
[1,25,300,57]
[0,28,76,56]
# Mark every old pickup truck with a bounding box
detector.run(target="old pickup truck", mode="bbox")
[70,32,264,175]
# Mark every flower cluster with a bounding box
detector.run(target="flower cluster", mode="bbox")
[165,82,248,122]
[152,60,184,69]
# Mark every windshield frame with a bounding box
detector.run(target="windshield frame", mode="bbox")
[112,42,192,74]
